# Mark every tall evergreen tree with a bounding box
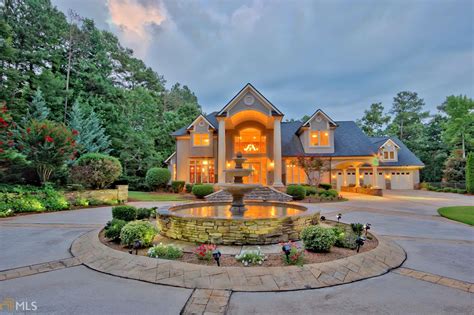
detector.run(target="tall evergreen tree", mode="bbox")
[68,101,111,155]
[356,102,390,137]
[27,88,50,121]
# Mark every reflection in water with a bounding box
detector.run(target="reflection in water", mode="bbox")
[174,205,304,219]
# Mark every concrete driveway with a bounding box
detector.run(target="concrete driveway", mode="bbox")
[0,190,472,314]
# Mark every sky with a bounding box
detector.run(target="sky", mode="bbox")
[52,0,473,121]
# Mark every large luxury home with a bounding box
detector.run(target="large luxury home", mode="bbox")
[167,84,424,190]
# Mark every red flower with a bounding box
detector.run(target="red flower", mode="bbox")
[1,106,6,113]
[0,141,3,146]
[72,129,79,136]
[27,128,31,134]
[0,148,3,153]
[45,135,54,143]
[7,140,14,147]
[0,117,5,123]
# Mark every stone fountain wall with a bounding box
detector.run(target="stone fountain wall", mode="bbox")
[156,209,320,245]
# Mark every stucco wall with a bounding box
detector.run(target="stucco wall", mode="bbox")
[300,113,335,154]
[227,92,272,117]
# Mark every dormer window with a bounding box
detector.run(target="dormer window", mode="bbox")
[193,133,210,146]
[383,151,394,160]
[310,130,329,147]
[380,139,399,161]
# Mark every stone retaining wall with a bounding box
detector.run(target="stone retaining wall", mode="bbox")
[341,186,383,196]
[65,185,128,203]
[157,203,319,245]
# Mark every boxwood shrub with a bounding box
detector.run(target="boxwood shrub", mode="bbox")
[136,207,153,220]
[318,183,332,190]
[120,220,158,247]
[171,180,185,193]
[104,218,127,241]
[286,185,306,200]
[185,183,193,193]
[71,153,122,189]
[192,184,214,199]
[302,185,318,196]
[301,225,336,252]
[318,189,338,199]
[112,205,137,221]
[146,168,171,190]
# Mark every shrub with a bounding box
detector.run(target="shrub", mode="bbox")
[171,180,185,193]
[87,198,103,206]
[120,220,158,247]
[302,185,318,196]
[301,226,336,252]
[71,153,122,189]
[194,244,216,261]
[146,168,171,190]
[235,248,266,266]
[286,185,306,200]
[185,183,193,193]
[0,209,14,217]
[41,186,69,211]
[318,183,332,190]
[467,152,474,194]
[148,243,183,260]
[136,207,153,220]
[318,189,338,199]
[104,218,127,241]
[73,197,89,207]
[0,193,44,212]
[419,182,429,189]
[112,205,137,221]
[457,189,467,194]
[333,226,358,249]
[192,184,214,199]
[351,223,364,236]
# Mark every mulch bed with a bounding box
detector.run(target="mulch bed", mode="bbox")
[100,230,378,268]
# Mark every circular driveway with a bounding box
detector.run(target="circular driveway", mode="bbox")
[0,190,472,314]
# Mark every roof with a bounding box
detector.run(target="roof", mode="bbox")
[164,151,175,164]
[171,111,218,136]
[369,136,424,167]
[299,109,337,129]
[186,114,216,130]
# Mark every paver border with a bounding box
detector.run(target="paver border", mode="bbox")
[70,229,406,292]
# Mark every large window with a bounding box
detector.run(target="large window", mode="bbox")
[286,160,307,184]
[234,128,266,154]
[193,133,210,146]
[189,159,215,184]
[310,130,329,147]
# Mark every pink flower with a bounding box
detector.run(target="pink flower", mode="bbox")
[45,135,54,143]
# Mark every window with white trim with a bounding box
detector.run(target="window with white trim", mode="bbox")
[309,130,329,147]
[193,133,210,146]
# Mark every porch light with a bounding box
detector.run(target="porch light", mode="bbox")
[269,161,274,168]
[385,175,390,179]
[203,160,208,165]
[359,175,363,178]
[226,162,231,168]
[212,249,222,267]
[331,174,336,179]
[324,132,328,136]
[312,134,317,138]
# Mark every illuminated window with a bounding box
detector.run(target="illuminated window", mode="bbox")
[285,160,307,184]
[310,130,329,147]
[173,163,177,181]
[389,151,394,159]
[189,159,214,184]
[234,128,266,154]
[383,151,389,159]
[193,133,210,146]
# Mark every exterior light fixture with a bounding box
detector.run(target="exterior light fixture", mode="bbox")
[203,160,208,165]
[269,161,274,168]
[336,213,342,223]
[355,236,366,253]
[130,240,141,255]
[282,244,291,263]
[332,174,336,179]
[320,215,326,221]
[212,249,222,266]
[364,223,371,236]
[226,162,231,168]
[359,175,363,178]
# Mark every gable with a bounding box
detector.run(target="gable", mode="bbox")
[187,114,215,133]
[217,83,283,117]
[301,109,337,129]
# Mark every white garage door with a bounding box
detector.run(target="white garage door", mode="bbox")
[391,171,413,189]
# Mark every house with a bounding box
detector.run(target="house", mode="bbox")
[167,83,424,190]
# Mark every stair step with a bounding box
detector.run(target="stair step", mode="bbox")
[205,186,293,202]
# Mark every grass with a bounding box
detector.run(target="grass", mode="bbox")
[128,191,189,202]
[438,206,474,226]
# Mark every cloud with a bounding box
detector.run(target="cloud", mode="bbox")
[107,0,167,58]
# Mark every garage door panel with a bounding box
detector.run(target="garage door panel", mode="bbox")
[391,171,413,189]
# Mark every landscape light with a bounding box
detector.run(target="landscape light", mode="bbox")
[364,223,371,236]
[133,240,142,255]
[320,216,326,221]
[282,244,291,262]
[212,249,222,267]
[355,236,365,253]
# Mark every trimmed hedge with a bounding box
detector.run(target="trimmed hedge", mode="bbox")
[467,152,473,194]
[146,168,171,190]
[112,205,137,221]
[171,181,185,193]
[302,185,318,196]
[136,207,153,220]
[318,189,338,199]
[286,185,306,200]
[192,184,214,199]
[301,226,336,252]
[104,218,127,241]
[185,183,193,193]
[120,220,158,247]
[318,183,332,190]
[71,153,122,189]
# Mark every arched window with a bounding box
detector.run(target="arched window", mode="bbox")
[234,128,266,154]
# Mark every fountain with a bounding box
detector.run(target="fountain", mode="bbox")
[156,153,320,245]
[219,152,261,214]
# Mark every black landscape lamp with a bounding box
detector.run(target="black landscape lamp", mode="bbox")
[320,216,326,221]
[364,223,371,236]
[336,213,342,223]
[212,249,222,267]
[131,240,142,255]
[282,244,291,262]
[355,236,365,253]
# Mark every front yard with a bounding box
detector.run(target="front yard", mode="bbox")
[438,206,474,225]
[128,191,191,202]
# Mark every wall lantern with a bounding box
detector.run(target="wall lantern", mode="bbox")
[359,174,363,179]
[331,174,336,179]
[269,161,275,168]
[226,162,231,168]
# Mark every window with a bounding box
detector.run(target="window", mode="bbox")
[234,128,266,154]
[189,159,214,183]
[389,151,394,159]
[383,151,389,159]
[193,133,210,146]
[310,130,329,147]
[286,160,307,184]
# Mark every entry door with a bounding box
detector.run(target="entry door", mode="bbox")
[243,162,261,184]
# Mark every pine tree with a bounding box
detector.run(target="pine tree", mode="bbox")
[69,101,111,155]
[29,88,50,121]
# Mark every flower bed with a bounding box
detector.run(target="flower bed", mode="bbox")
[340,186,383,196]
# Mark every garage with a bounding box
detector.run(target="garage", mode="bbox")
[390,171,413,190]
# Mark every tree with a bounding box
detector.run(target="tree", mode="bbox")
[438,95,474,158]
[356,102,390,137]
[27,88,50,121]
[386,91,429,150]
[293,156,328,186]
[68,101,111,155]
[443,151,466,183]
[466,152,473,193]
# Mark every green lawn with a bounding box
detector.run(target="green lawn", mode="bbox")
[128,191,189,202]
[438,206,474,226]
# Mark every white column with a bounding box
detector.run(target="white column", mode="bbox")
[355,167,360,187]
[273,117,284,187]
[217,118,226,184]
[342,169,348,186]
[372,166,378,188]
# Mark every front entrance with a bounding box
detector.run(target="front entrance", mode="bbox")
[242,158,268,185]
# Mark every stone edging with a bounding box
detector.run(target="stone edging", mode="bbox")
[71,229,406,292]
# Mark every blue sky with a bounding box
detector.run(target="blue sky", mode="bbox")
[52,0,473,121]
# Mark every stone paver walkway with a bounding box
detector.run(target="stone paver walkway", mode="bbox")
[70,228,406,292]
[182,289,231,315]
[0,257,81,281]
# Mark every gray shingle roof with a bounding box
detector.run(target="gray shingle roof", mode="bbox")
[369,136,424,167]
[170,111,219,136]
